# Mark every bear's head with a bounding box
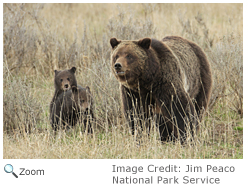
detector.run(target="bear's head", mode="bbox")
[110,37,152,89]
[72,86,93,115]
[54,67,77,92]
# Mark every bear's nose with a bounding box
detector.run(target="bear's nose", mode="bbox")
[64,84,69,88]
[114,63,122,70]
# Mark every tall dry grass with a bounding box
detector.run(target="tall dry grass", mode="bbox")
[3,3,243,159]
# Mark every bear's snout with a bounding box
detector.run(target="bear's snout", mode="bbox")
[114,63,122,70]
[62,83,71,91]
[114,63,125,76]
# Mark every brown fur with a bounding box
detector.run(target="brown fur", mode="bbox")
[110,36,212,142]
[51,85,94,132]
[50,67,77,116]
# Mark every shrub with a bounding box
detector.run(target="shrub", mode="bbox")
[3,76,42,135]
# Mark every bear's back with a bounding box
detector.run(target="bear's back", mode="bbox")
[162,36,202,97]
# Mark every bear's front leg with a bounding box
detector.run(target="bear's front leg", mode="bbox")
[121,85,143,135]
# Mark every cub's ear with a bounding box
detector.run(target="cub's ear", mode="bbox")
[138,38,151,49]
[54,70,60,75]
[72,86,78,93]
[110,38,121,49]
[70,67,76,73]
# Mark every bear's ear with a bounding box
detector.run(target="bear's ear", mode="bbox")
[72,86,78,93]
[54,70,59,75]
[138,38,151,50]
[70,67,76,73]
[110,38,121,49]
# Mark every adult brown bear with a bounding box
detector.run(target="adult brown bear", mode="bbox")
[110,36,212,142]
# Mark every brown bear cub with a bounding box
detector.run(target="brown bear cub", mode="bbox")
[50,67,77,115]
[51,85,94,132]
[110,36,212,142]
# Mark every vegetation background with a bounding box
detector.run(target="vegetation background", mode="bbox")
[3,3,243,159]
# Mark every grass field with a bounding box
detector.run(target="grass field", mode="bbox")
[3,3,243,159]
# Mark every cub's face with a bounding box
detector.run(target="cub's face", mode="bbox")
[110,38,151,89]
[75,87,92,114]
[54,67,77,92]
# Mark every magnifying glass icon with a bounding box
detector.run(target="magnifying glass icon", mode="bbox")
[4,164,18,178]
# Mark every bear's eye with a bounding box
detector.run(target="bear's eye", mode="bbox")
[126,54,133,59]
[114,55,119,62]
[60,79,63,82]
[67,78,70,81]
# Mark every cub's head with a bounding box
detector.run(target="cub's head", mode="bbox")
[72,86,93,114]
[110,37,151,89]
[54,67,77,92]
